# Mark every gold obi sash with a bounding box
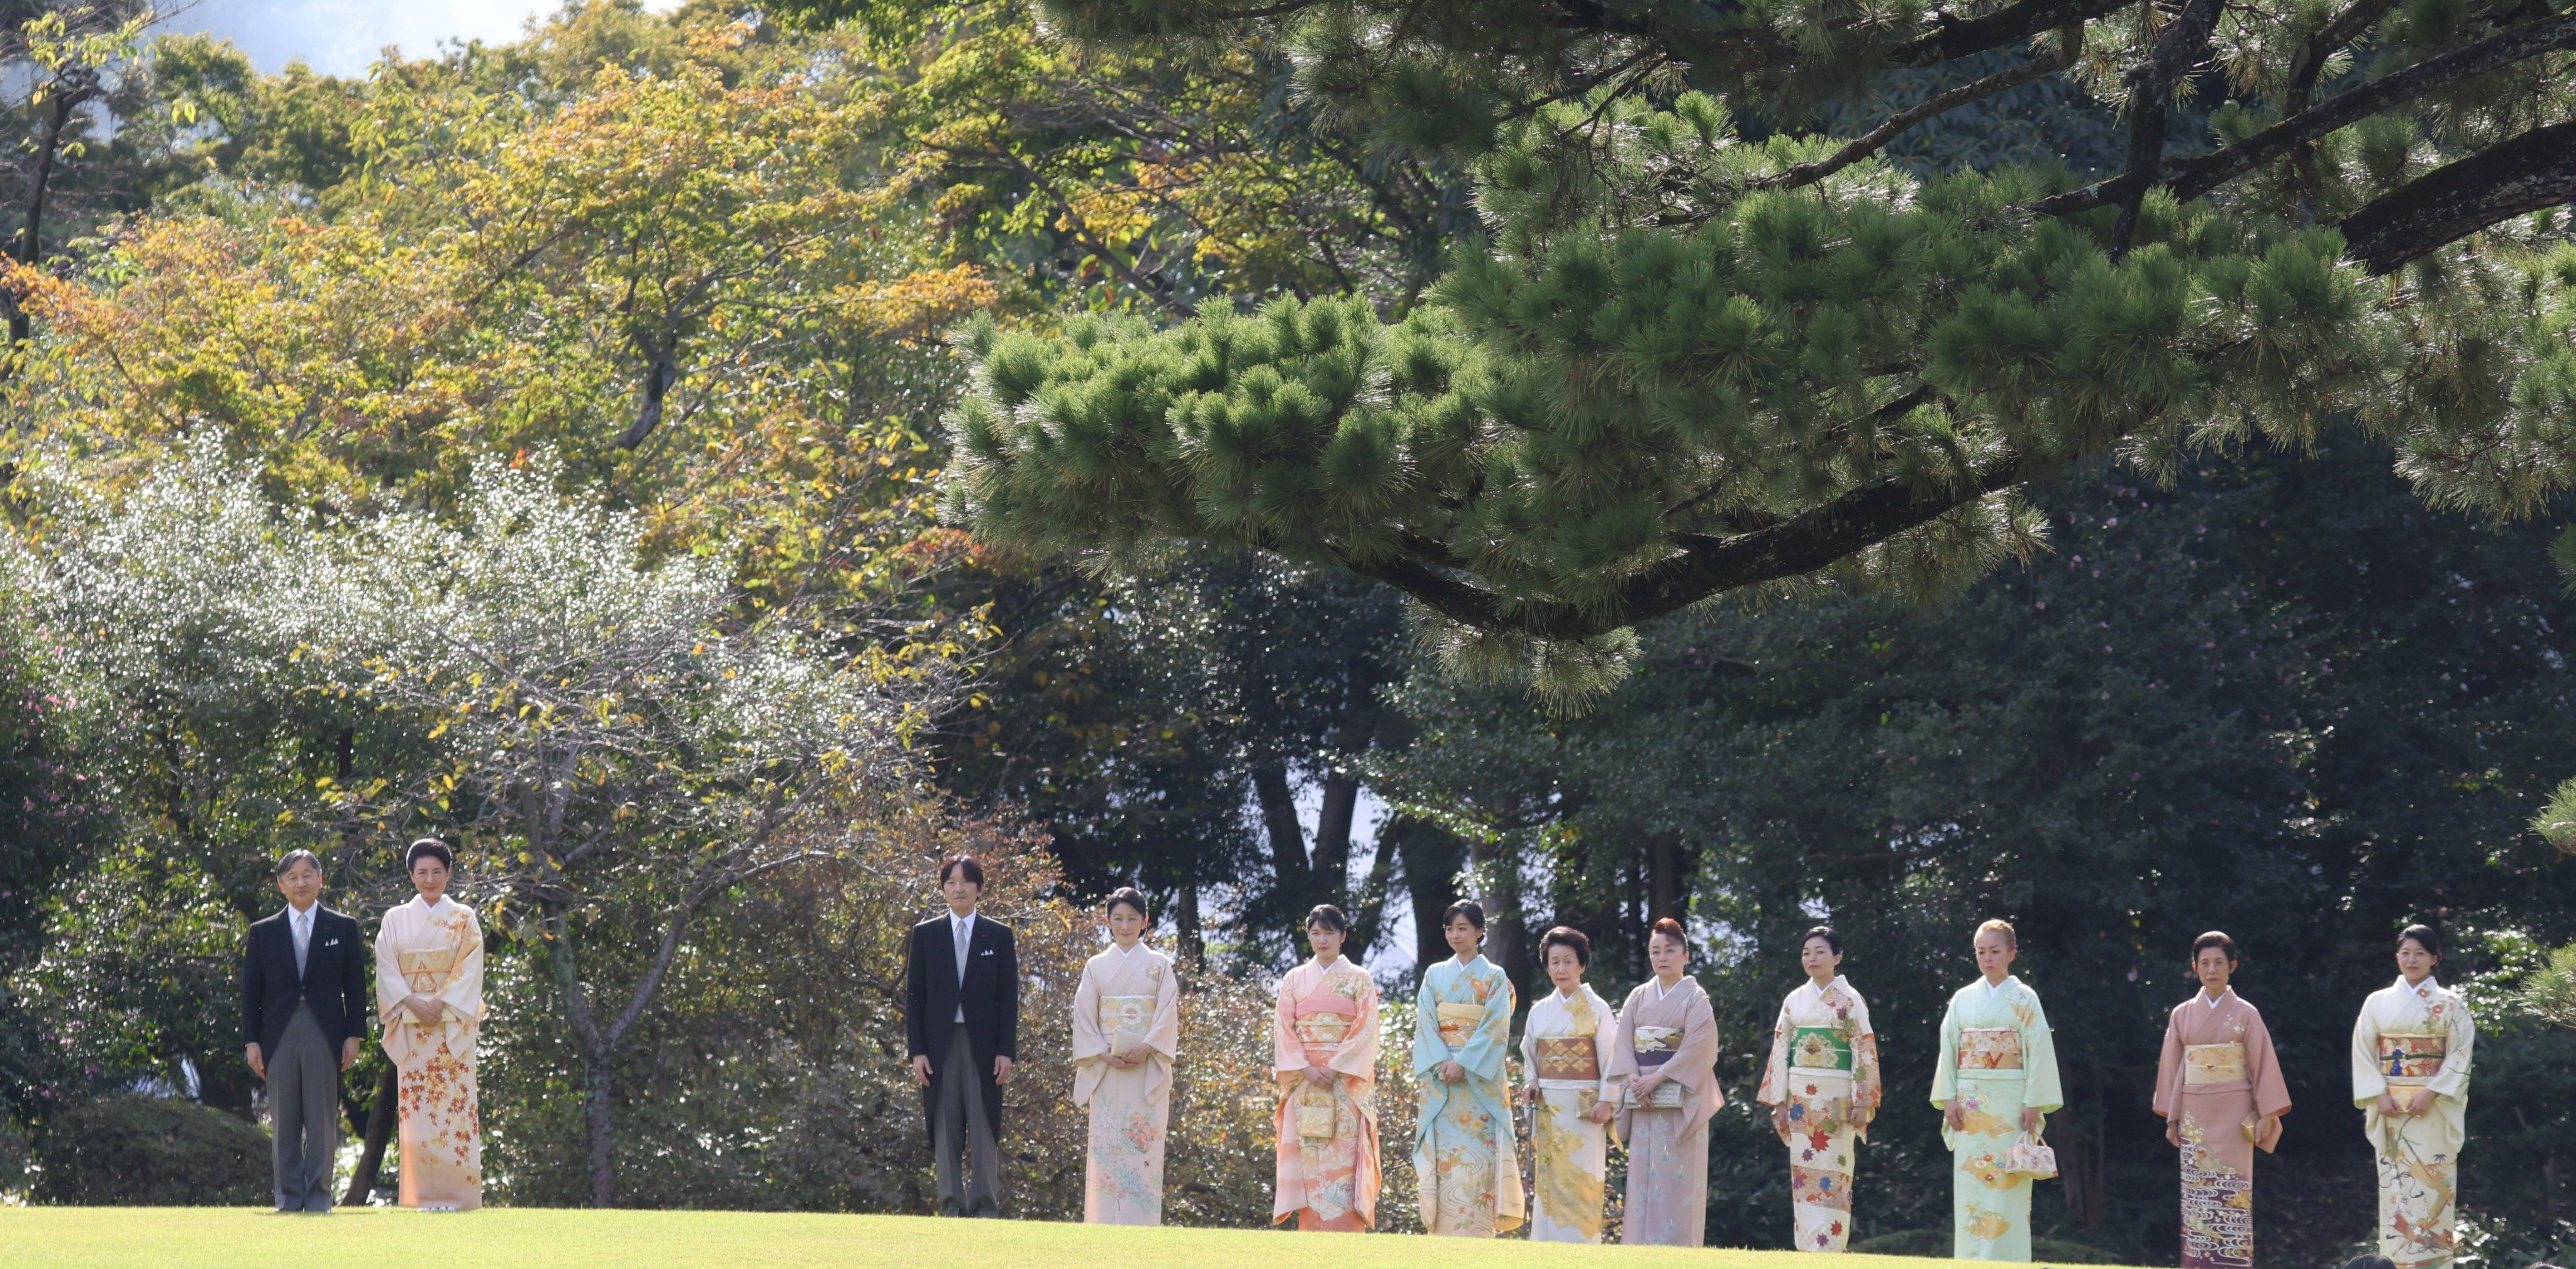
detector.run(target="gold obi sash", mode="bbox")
[1533,1036,1599,1082]
[1291,994,1357,1061]
[2377,1032,2446,1083]
[1433,1002,1485,1050]
[1958,1027,2024,1070]
[1097,995,1155,1055]
[398,945,461,996]
[1790,1026,1855,1073]
[2182,1042,2247,1085]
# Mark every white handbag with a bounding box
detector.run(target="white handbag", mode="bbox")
[2002,1130,2058,1179]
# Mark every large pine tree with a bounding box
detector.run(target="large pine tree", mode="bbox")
[940,0,2576,690]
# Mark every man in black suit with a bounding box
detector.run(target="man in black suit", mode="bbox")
[241,849,370,1212]
[904,855,1019,1217]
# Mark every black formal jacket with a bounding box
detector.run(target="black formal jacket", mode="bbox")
[904,912,1019,1133]
[242,904,370,1060]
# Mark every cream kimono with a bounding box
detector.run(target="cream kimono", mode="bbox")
[1273,956,1382,1231]
[1520,984,1623,1243]
[1072,941,1181,1225]
[374,895,484,1211]
[2351,977,2475,1269]
[1757,976,1884,1253]
[1413,955,1523,1236]
[1610,975,1722,1247]
[1931,975,2063,1261]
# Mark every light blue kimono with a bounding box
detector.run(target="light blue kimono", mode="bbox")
[1412,955,1523,1234]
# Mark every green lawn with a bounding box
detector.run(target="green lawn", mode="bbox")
[0,1208,2129,1269]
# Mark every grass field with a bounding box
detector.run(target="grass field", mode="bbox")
[0,1207,2141,1269]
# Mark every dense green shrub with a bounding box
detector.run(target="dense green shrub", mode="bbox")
[35,1094,270,1206]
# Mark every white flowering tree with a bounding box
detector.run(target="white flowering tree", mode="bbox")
[13,443,950,1206]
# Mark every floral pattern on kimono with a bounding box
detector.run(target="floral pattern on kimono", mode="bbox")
[1931,975,2063,1261]
[374,895,485,1211]
[2153,989,2291,1269]
[1072,941,1182,1225]
[2352,977,2475,1269]
[1758,975,1882,1253]
[1609,975,1722,1247]
[1413,955,1523,1236]
[1272,956,1382,1231]
[1521,984,1623,1243]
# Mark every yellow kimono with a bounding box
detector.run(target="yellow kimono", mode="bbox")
[2351,976,2474,1269]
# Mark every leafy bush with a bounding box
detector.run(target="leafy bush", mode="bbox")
[35,1094,270,1205]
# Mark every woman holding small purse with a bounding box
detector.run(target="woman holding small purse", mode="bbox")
[1412,900,1523,1236]
[1611,917,1721,1246]
[1072,888,1181,1225]
[1931,919,2065,1261]
[1521,926,1622,1243]
[1273,904,1383,1231]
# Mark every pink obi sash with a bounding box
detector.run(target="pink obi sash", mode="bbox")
[1292,993,1359,1064]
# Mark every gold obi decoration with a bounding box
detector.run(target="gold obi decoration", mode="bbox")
[1957,1027,2024,1070]
[398,945,460,996]
[2377,1032,2446,1082]
[1533,1036,1600,1082]
[2182,1042,2248,1085]
[1291,1000,1355,1051]
[1790,1026,1855,1072]
[1434,1002,1485,1050]
[1098,995,1155,1055]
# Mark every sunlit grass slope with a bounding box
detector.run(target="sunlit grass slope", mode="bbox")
[4,1207,2145,1269]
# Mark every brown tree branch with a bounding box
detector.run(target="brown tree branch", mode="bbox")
[2338,119,2576,273]
[1755,39,2075,192]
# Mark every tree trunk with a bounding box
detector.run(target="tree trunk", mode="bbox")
[1174,880,1203,967]
[1250,759,1308,885]
[547,919,619,1207]
[1648,832,1684,920]
[1470,835,1527,995]
[1346,814,1404,958]
[1309,770,1360,903]
[1399,819,1466,973]
[341,1064,397,1206]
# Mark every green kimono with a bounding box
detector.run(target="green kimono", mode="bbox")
[1930,975,2064,1261]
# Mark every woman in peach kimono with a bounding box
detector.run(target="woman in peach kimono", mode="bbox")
[1072,888,1181,1225]
[373,839,484,1211]
[2153,931,2291,1269]
[1610,917,1721,1246]
[1274,904,1382,1231]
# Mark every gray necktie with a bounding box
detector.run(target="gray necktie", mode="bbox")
[952,916,970,1022]
[293,909,311,979]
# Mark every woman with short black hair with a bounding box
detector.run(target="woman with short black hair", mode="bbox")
[1073,888,1179,1224]
[1413,899,1523,1235]
[1521,925,1620,1242]
[2351,924,2475,1269]
[1757,924,1882,1252]
[373,838,484,1210]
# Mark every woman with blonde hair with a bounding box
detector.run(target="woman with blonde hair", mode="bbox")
[1931,919,2063,1260]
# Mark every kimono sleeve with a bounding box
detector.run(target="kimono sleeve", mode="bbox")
[373,912,409,1028]
[2151,1007,2184,1119]
[1070,957,1108,1066]
[2243,1004,2292,1121]
[1334,973,1382,1079]
[2350,996,2387,1107]
[1146,953,1182,1060]
[2018,989,2064,1114]
[1755,999,1793,1106]
[2428,995,2474,1102]
[439,911,486,1033]
[1413,967,1451,1075]
[1592,992,1625,1103]
[1929,990,1962,1106]
[1273,970,1306,1077]
[1848,993,1883,1112]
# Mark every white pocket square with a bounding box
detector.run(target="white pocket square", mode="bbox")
[323,938,340,946]
[979,948,995,956]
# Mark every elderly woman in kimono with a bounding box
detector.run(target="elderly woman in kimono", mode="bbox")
[1611,917,1721,1246]
[1274,904,1383,1231]
[1757,924,1882,1253]
[374,838,484,1211]
[1413,899,1523,1236]
[2153,931,2291,1269]
[1520,925,1622,1243]
[1072,887,1181,1225]
[2351,924,2475,1269]
[1931,919,2063,1261]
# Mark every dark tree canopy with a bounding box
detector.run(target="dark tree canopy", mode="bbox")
[945,0,2576,692]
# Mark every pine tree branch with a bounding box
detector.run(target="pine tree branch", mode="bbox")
[2109,0,2228,255]
[1893,0,2133,65]
[2284,0,2404,115]
[1340,449,2027,640]
[1755,40,2075,192]
[2338,119,2576,273]
[2031,11,2576,218]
